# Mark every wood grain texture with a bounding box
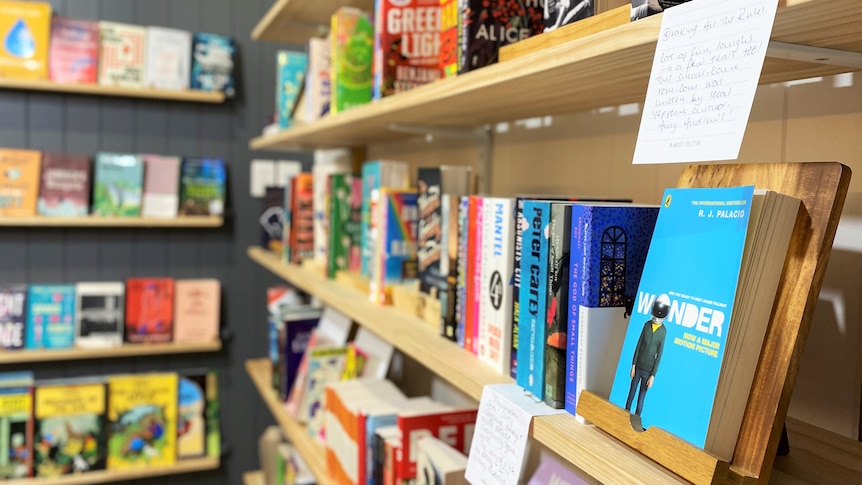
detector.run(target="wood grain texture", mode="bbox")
[251,0,375,43]
[0,216,224,228]
[771,417,862,483]
[499,6,631,63]
[249,0,862,152]
[0,341,222,364]
[0,78,225,103]
[4,457,220,485]
[245,358,333,485]
[242,471,265,485]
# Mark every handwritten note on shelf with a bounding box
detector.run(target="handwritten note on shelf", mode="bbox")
[633,0,780,164]
[465,384,566,485]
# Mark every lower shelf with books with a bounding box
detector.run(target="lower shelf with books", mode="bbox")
[245,359,332,485]
[0,341,222,364]
[0,216,224,228]
[5,456,220,485]
[242,470,264,485]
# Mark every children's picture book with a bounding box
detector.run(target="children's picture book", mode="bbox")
[608,186,754,456]
[459,0,544,72]
[125,278,175,344]
[304,37,331,123]
[564,204,659,419]
[544,0,594,32]
[544,203,572,409]
[97,21,146,88]
[516,200,550,399]
[288,173,314,264]
[191,32,235,97]
[75,282,124,348]
[373,0,443,99]
[370,189,419,305]
[0,148,41,217]
[48,17,98,84]
[0,1,51,79]
[141,154,180,219]
[0,371,34,479]
[92,152,143,217]
[0,284,27,350]
[330,7,374,114]
[361,160,410,277]
[173,279,221,344]
[33,378,106,477]
[302,346,349,440]
[478,197,515,376]
[439,0,459,78]
[328,173,362,278]
[26,284,75,350]
[277,50,308,129]
[177,371,219,459]
[145,26,191,91]
[179,158,225,216]
[107,373,178,469]
[261,186,286,254]
[37,153,91,217]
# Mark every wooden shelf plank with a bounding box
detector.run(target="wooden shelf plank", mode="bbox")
[5,457,219,485]
[0,341,222,364]
[245,358,333,485]
[247,247,511,400]
[249,0,862,151]
[0,78,225,103]
[251,0,375,44]
[0,216,224,228]
[243,470,265,485]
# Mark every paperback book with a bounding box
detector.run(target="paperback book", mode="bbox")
[277,50,308,129]
[191,32,236,97]
[173,279,221,344]
[26,284,75,350]
[278,312,321,400]
[261,186,286,255]
[288,173,315,264]
[177,371,219,459]
[92,152,144,217]
[478,197,515,376]
[145,26,191,91]
[370,189,419,305]
[328,173,362,278]
[459,0,544,72]
[0,371,34,479]
[331,7,374,114]
[0,148,41,217]
[107,373,178,468]
[33,379,106,476]
[545,0,594,32]
[141,154,180,219]
[75,282,124,348]
[397,408,477,481]
[48,17,99,84]
[0,1,51,79]
[544,203,572,408]
[361,160,410,277]
[98,21,146,88]
[439,0,459,77]
[125,277,175,344]
[304,37,331,123]
[0,284,27,350]
[312,150,352,269]
[37,153,91,217]
[179,158,225,216]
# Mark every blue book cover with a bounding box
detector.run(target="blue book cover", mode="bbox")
[608,186,753,449]
[92,153,143,217]
[191,32,235,97]
[179,158,226,216]
[369,189,419,305]
[365,412,398,485]
[276,50,308,129]
[360,161,409,278]
[0,284,27,350]
[563,204,659,416]
[26,284,76,350]
[516,200,551,398]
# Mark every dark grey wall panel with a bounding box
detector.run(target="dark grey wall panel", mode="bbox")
[0,0,315,483]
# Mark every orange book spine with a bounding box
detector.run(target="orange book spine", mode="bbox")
[324,386,361,485]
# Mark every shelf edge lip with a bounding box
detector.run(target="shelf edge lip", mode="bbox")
[0,79,226,103]
[3,456,220,485]
[0,341,223,364]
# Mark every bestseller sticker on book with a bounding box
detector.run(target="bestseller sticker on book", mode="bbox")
[632,0,779,164]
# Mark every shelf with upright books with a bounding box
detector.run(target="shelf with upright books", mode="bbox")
[251,0,375,44]
[0,215,224,228]
[245,358,333,485]
[0,78,226,103]
[243,470,265,485]
[4,456,220,485]
[249,0,862,152]
[0,341,222,364]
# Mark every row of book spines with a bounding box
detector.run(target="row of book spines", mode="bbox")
[0,370,218,479]
[0,3,234,93]
[0,148,226,218]
[0,278,220,351]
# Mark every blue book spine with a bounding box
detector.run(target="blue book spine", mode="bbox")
[277,51,308,129]
[365,413,397,485]
[26,284,76,350]
[510,198,525,378]
[516,200,550,398]
[361,162,381,278]
[564,204,588,414]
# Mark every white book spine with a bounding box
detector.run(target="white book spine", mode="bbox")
[478,197,514,375]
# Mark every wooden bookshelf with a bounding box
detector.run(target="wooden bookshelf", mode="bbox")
[243,470,265,485]
[245,358,333,485]
[251,0,374,44]
[0,216,224,228]
[0,341,222,364]
[5,457,220,485]
[249,0,862,151]
[0,78,225,103]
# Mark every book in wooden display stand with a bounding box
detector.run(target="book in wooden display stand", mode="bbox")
[577,162,851,485]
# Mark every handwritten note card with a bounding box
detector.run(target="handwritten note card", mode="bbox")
[465,384,566,485]
[633,0,779,164]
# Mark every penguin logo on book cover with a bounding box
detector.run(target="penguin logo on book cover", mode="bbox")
[664,194,673,208]
[489,270,503,310]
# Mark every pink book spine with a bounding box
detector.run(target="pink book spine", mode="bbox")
[470,197,484,355]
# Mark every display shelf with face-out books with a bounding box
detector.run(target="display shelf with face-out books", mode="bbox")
[4,456,220,485]
[0,78,226,103]
[245,358,333,485]
[250,0,375,44]
[0,341,222,364]
[249,0,862,152]
[0,215,224,228]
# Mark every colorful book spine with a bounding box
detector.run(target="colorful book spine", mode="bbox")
[305,37,331,123]
[469,196,484,355]
[544,203,572,408]
[455,196,469,347]
[331,7,374,114]
[459,0,544,73]
[277,50,308,129]
[510,197,527,379]
[360,161,409,278]
[328,174,363,278]
[0,148,42,217]
[97,21,146,88]
[478,197,515,375]
[191,32,236,97]
[0,285,27,350]
[26,284,75,350]
[516,200,551,399]
[261,186,286,254]
[417,168,444,296]
[373,0,442,99]
[439,0,459,77]
[289,174,315,264]
[312,153,352,270]
[0,1,51,80]
[48,17,98,84]
[370,189,419,305]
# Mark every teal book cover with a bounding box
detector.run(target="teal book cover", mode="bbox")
[26,285,75,350]
[276,50,308,129]
[369,189,418,305]
[179,158,226,216]
[92,153,143,217]
[608,185,754,450]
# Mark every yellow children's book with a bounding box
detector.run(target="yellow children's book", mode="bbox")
[0,148,42,217]
[0,1,51,79]
[107,373,178,469]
